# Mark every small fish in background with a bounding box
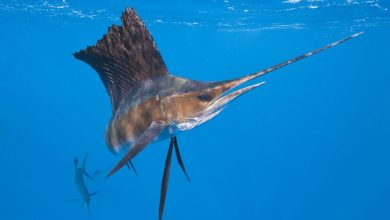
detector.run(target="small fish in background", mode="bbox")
[74,7,362,220]
[70,154,99,216]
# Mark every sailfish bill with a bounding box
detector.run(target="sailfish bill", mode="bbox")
[74,7,363,220]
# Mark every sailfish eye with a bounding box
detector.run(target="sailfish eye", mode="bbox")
[198,94,212,102]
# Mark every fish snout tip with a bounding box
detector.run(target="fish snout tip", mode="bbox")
[247,81,266,91]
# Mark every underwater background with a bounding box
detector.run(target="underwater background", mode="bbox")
[1,0,390,219]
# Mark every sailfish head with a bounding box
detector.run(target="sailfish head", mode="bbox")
[160,74,265,131]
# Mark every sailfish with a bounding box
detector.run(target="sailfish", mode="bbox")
[74,7,362,220]
[70,154,98,215]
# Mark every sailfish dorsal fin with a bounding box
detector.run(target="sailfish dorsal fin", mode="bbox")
[74,8,168,111]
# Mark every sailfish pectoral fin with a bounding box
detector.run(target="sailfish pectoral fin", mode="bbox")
[83,171,94,181]
[89,190,100,197]
[173,137,190,182]
[81,153,94,180]
[107,122,166,177]
[159,138,174,220]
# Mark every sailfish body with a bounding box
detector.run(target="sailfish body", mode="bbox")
[105,76,225,151]
[105,74,259,151]
[74,7,362,220]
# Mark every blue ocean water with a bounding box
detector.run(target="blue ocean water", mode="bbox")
[1,0,390,219]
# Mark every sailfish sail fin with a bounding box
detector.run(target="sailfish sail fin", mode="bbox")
[74,8,168,111]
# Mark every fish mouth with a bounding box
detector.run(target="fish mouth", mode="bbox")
[175,81,265,131]
[190,82,265,128]
[202,81,265,119]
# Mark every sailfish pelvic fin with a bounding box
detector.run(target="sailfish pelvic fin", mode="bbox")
[173,137,190,182]
[159,139,174,220]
